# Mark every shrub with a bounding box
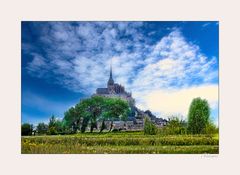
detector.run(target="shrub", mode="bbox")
[144,117,158,135]
[21,123,33,136]
[203,121,218,135]
[36,123,48,135]
[166,117,187,135]
[47,126,58,135]
[47,115,64,135]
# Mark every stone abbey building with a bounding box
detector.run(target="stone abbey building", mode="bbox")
[95,63,135,109]
[93,62,167,130]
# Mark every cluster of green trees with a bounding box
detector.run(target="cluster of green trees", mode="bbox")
[21,116,66,136]
[22,96,218,136]
[64,96,130,133]
[145,97,218,135]
[21,96,130,136]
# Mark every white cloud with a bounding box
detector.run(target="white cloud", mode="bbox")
[131,28,218,94]
[135,85,218,119]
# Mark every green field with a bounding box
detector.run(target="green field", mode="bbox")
[21,131,219,154]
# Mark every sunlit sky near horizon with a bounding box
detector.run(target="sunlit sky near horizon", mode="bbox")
[21,21,219,125]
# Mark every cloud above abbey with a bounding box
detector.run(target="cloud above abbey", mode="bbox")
[22,21,219,121]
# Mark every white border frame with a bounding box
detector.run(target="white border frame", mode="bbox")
[1,0,240,174]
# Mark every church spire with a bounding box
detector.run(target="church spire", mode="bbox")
[108,58,114,86]
[110,58,112,79]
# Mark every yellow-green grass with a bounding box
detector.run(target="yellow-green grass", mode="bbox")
[212,133,219,140]
[22,132,219,154]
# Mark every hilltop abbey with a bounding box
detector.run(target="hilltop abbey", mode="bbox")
[95,62,135,106]
[92,61,167,130]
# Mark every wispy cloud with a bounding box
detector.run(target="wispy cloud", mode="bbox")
[130,29,218,92]
[202,22,211,28]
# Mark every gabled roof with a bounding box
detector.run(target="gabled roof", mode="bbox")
[96,88,109,94]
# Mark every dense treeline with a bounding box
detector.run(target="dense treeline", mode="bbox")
[21,97,218,136]
[21,96,130,136]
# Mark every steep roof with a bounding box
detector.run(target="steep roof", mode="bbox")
[96,88,109,94]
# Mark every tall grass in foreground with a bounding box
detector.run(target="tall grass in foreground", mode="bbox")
[22,132,219,154]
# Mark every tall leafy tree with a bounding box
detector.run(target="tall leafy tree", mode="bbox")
[75,102,88,133]
[55,120,64,134]
[64,107,81,133]
[187,97,210,134]
[84,96,106,132]
[104,98,130,132]
[47,115,63,135]
[77,99,92,133]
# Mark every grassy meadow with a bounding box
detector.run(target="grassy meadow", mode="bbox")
[21,131,219,154]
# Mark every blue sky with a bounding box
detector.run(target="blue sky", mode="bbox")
[21,21,219,125]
